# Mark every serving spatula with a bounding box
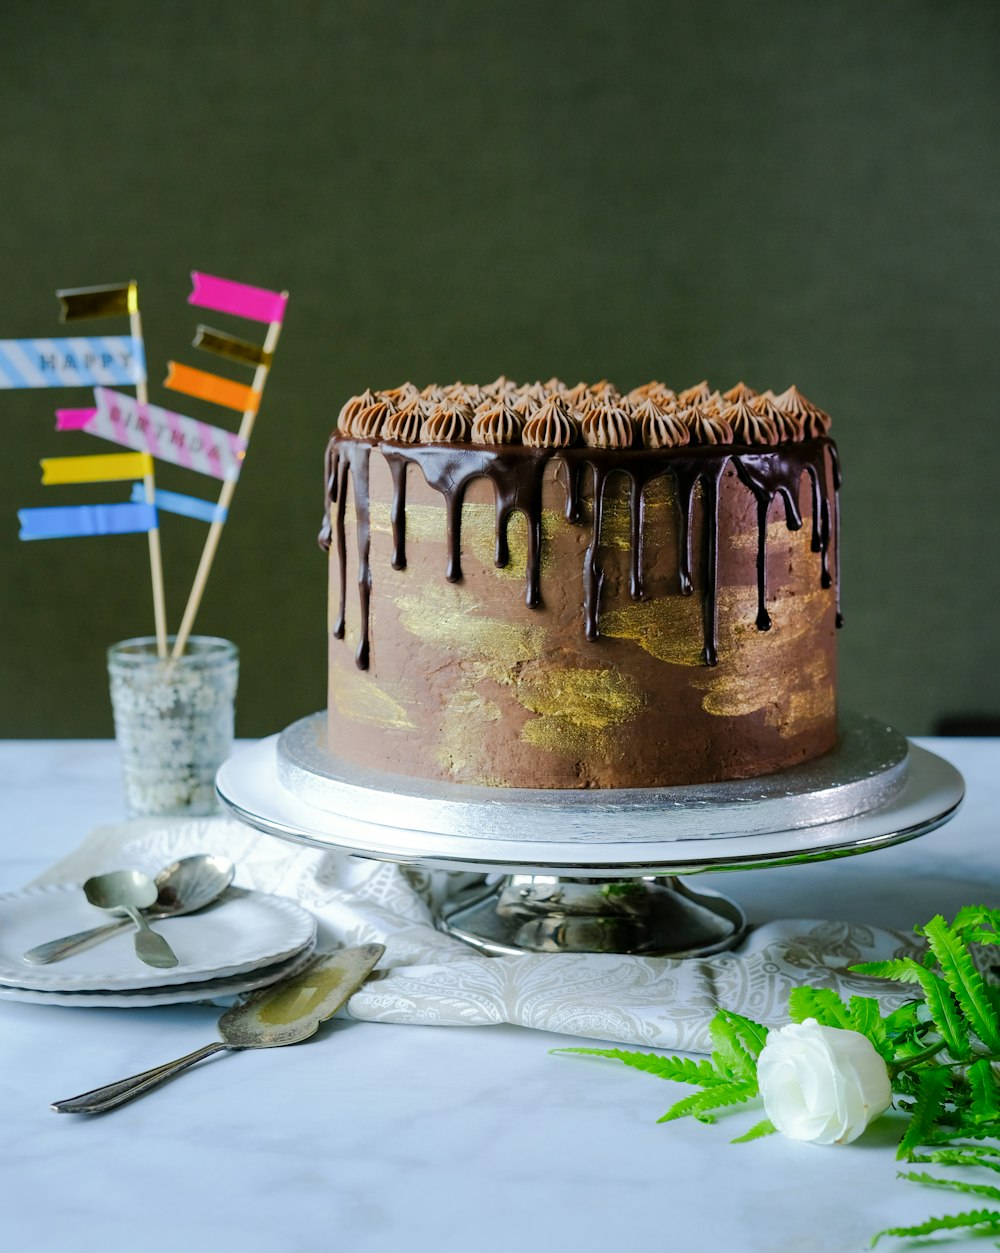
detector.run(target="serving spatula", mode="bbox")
[51,943,384,1114]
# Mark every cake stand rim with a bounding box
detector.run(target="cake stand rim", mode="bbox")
[215,736,964,878]
[276,709,910,842]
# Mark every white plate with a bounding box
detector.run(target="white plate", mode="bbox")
[0,939,319,1008]
[0,884,317,992]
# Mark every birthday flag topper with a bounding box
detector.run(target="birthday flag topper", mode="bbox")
[57,388,246,481]
[129,483,227,526]
[57,282,138,322]
[18,502,157,542]
[0,337,145,389]
[193,325,273,369]
[188,272,287,325]
[164,361,260,414]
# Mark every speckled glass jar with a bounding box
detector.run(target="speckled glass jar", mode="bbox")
[108,636,239,817]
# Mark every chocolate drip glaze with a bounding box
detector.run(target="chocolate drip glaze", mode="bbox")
[321,436,841,671]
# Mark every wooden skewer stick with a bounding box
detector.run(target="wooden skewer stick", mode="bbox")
[130,287,168,659]
[171,305,286,660]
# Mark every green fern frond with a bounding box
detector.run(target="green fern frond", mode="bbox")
[847,996,892,1059]
[897,1067,953,1160]
[967,1058,1000,1121]
[715,1009,769,1060]
[870,1207,1000,1246]
[657,1080,756,1124]
[896,1170,1000,1203]
[550,1047,722,1086]
[730,1118,776,1143]
[917,969,970,1060]
[950,905,1000,946]
[850,957,925,984]
[787,985,852,1028]
[909,1149,1000,1175]
[921,916,1000,1051]
[708,1014,758,1084]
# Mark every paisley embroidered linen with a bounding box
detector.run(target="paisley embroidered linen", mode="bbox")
[32,816,919,1054]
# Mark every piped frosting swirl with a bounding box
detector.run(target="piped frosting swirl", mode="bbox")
[335,378,831,448]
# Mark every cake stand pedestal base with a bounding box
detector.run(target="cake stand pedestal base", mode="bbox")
[439,875,747,958]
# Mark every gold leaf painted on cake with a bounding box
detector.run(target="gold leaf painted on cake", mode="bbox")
[728,518,812,553]
[600,597,705,667]
[696,597,835,736]
[395,583,544,669]
[464,504,559,582]
[434,674,510,785]
[329,665,415,731]
[370,501,446,546]
[516,667,644,758]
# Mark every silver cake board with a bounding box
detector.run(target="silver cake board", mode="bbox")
[216,713,964,958]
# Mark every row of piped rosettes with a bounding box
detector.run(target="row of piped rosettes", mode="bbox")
[336,378,831,449]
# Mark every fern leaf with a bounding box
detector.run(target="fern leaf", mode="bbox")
[551,1047,722,1086]
[850,957,926,983]
[847,996,892,1059]
[910,1149,1000,1175]
[950,905,1000,945]
[921,915,1000,1051]
[730,1118,775,1143]
[896,1170,1000,1204]
[967,1058,1000,1121]
[871,1207,1000,1246]
[918,969,971,1060]
[657,1080,756,1124]
[715,1009,769,1060]
[787,985,852,1028]
[897,1067,953,1159]
[708,1014,758,1084]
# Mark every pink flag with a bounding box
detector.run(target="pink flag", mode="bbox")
[55,407,98,430]
[188,272,287,325]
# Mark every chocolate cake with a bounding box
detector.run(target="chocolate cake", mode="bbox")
[320,378,841,789]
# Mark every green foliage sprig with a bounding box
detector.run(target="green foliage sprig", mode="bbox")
[553,908,1000,1247]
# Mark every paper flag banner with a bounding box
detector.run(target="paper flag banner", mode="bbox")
[193,325,272,369]
[40,451,153,485]
[54,407,97,429]
[18,502,157,541]
[56,282,137,322]
[0,337,145,389]
[188,272,287,325]
[71,388,246,481]
[164,361,259,414]
[129,482,227,525]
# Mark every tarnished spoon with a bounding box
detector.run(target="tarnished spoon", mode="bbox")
[51,945,385,1114]
[23,855,235,965]
[83,870,178,969]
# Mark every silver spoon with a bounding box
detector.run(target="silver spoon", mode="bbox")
[83,869,179,969]
[23,855,235,965]
[51,944,385,1113]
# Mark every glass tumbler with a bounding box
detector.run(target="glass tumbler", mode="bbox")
[107,636,239,817]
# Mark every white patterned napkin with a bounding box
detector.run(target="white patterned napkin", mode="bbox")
[31,816,922,1054]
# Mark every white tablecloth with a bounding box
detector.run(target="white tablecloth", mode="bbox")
[0,737,996,1253]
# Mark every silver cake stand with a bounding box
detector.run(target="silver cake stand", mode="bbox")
[216,711,964,959]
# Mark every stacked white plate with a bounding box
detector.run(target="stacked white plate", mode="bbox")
[0,883,318,1007]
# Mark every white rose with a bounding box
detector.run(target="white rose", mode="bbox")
[757,1018,892,1145]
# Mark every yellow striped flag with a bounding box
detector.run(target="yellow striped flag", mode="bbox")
[164,361,259,414]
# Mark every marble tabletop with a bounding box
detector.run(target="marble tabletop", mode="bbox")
[0,737,997,1253]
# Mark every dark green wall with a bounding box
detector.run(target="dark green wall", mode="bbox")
[2,1,998,738]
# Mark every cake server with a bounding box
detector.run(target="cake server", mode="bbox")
[51,943,385,1114]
